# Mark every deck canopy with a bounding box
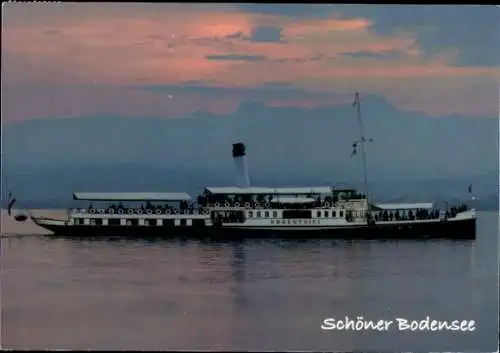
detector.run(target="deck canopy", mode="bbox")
[375,202,433,210]
[73,192,192,202]
[204,186,332,195]
[270,196,316,204]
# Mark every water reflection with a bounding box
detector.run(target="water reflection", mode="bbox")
[2,212,498,351]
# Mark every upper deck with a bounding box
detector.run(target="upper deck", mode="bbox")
[70,191,195,218]
[203,186,333,195]
[202,186,364,198]
[197,185,368,211]
[68,187,369,217]
[73,192,192,202]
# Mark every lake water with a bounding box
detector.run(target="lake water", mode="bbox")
[1,210,498,351]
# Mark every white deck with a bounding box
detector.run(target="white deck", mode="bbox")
[204,186,332,195]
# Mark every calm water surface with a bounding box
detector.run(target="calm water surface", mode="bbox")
[1,212,498,351]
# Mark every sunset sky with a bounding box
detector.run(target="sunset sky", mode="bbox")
[2,3,499,123]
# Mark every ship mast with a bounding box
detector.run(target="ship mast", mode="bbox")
[352,92,372,204]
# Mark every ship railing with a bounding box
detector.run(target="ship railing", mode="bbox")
[372,209,443,222]
[70,207,211,216]
[201,200,339,209]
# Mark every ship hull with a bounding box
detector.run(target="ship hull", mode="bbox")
[35,217,476,240]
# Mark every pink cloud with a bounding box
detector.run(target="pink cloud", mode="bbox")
[2,3,498,120]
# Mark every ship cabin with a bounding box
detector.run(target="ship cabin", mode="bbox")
[371,202,440,222]
[69,192,208,227]
[198,187,366,207]
[198,186,369,225]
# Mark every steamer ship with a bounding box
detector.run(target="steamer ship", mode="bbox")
[11,93,476,240]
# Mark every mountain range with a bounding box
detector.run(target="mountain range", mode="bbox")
[2,95,498,210]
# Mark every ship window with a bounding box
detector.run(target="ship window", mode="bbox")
[162,219,174,227]
[324,211,329,217]
[74,218,82,225]
[193,219,205,227]
[340,211,344,217]
[257,211,261,218]
[127,219,139,226]
[249,211,253,218]
[264,211,269,217]
[332,211,336,217]
[316,211,321,218]
[283,210,312,219]
[94,218,103,226]
[108,218,120,226]
[273,211,278,218]
[180,219,187,226]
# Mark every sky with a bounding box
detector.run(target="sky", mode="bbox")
[2,3,499,124]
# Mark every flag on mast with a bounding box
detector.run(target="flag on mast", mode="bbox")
[351,92,360,157]
[352,92,360,107]
[7,192,16,216]
[351,143,357,158]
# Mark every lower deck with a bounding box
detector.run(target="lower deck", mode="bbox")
[65,207,474,228]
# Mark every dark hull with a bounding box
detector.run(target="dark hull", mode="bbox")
[37,218,476,240]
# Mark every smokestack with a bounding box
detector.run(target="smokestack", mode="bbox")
[232,142,250,188]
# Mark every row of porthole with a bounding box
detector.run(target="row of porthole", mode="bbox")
[73,208,210,216]
[207,201,335,208]
[73,208,362,218]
